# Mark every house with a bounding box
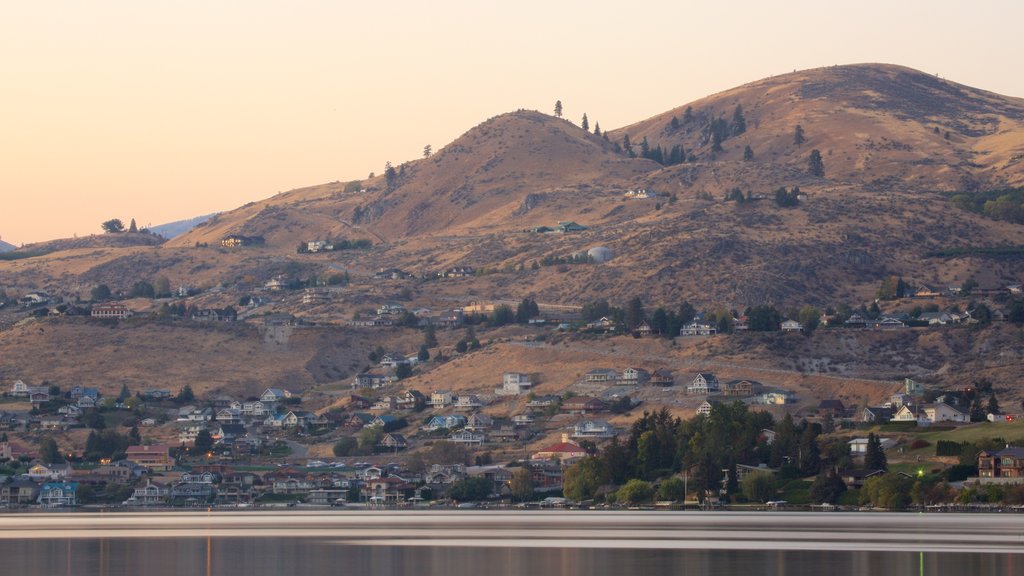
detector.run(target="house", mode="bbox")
[491,424,532,443]
[919,312,953,325]
[817,399,846,417]
[216,408,242,424]
[345,413,375,429]
[349,315,393,328]
[28,462,73,481]
[396,390,426,411]
[687,373,720,395]
[570,420,615,439]
[302,289,332,305]
[621,368,650,385]
[890,405,919,422]
[584,317,617,332]
[38,482,78,508]
[913,286,941,299]
[780,319,803,332]
[379,352,415,369]
[978,446,1024,479]
[635,321,653,337]
[353,370,398,390]
[497,372,534,395]
[423,414,467,432]
[126,480,170,506]
[848,437,898,454]
[430,390,454,408]
[0,479,39,506]
[9,380,29,397]
[126,445,176,471]
[443,266,476,278]
[91,303,134,319]
[260,388,291,403]
[861,406,894,423]
[512,413,535,426]
[0,440,36,460]
[425,464,466,485]
[241,400,270,417]
[448,430,486,446]
[377,303,407,316]
[531,434,588,462]
[526,395,560,410]
[889,393,914,409]
[374,268,412,280]
[761,390,794,405]
[466,413,494,432]
[28,386,52,405]
[76,395,97,409]
[839,469,886,489]
[378,433,409,451]
[561,396,608,414]
[349,395,373,410]
[876,317,907,330]
[371,396,398,411]
[650,369,674,387]
[921,402,968,424]
[679,321,717,337]
[369,415,398,428]
[584,369,619,383]
[696,399,723,416]
[453,395,483,411]
[723,380,760,397]
[905,378,925,396]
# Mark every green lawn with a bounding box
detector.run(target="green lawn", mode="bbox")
[913,421,1024,444]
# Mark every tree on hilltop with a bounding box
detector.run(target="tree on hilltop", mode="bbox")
[554,100,563,118]
[128,218,138,233]
[581,113,589,131]
[101,219,125,233]
[793,124,806,145]
[423,144,432,158]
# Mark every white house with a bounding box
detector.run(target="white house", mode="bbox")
[921,403,968,424]
[430,390,454,409]
[570,420,615,439]
[496,372,533,396]
[687,373,720,395]
[780,320,803,332]
[680,321,717,337]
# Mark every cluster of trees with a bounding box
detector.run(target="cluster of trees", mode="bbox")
[950,187,1024,224]
[91,277,174,301]
[774,186,802,207]
[100,218,141,234]
[156,303,237,321]
[579,298,823,336]
[539,253,592,266]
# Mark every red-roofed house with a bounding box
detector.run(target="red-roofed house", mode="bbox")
[531,434,588,462]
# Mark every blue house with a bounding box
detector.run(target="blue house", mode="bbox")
[39,482,78,508]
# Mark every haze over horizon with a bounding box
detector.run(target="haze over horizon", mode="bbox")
[3,0,1023,245]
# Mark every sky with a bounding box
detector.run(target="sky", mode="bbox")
[2,1,1023,245]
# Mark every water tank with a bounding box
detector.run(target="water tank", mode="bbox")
[587,246,613,263]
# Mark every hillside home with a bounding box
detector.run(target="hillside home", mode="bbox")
[570,420,615,439]
[423,414,467,432]
[921,403,968,424]
[621,368,650,385]
[353,370,397,390]
[374,268,412,280]
[697,399,723,416]
[466,413,494,431]
[978,447,1024,479]
[584,317,617,332]
[377,303,407,316]
[780,320,803,332]
[448,430,486,446]
[396,390,426,410]
[372,396,398,411]
[761,389,793,405]
[9,380,29,397]
[443,266,476,278]
[430,390,454,408]
[890,405,919,422]
[723,379,760,397]
[378,433,409,451]
[687,373,720,395]
[635,321,654,337]
[584,369,619,383]
[379,352,414,368]
[1,479,40,506]
[817,399,846,417]
[561,396,608,414]
[241,401,270,417]
[650,369,674,387]
[454,395,484,411]
[526,395,560,409]
[90,303,134,319]
[531,434,588,462]
[126,480,170,506]
[905,378,925,395]
[28,463,73,481]
[679,321,717,336]
[260,388,292,403]
[848,437,898,454]
[497,372,534,395]
[861,406,894,423]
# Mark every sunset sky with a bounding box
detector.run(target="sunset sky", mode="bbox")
[2,1,1023,245]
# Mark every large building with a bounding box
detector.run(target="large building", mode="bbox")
[91,303,133,319]
[126,445,175,471]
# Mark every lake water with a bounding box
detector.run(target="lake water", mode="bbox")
[1,511,1021,576]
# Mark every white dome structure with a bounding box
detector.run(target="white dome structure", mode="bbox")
[587,246,613,263]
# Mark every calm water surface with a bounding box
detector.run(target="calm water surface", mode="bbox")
[1,512,1021,576]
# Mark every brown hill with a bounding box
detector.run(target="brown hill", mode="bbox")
[613,63,1024,192]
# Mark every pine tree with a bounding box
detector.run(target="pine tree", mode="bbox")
[731,104,746,135]
[423,144,432,158]
[808,149,825,177]
[864,433,887,471]
[128,218,138,233]
[554,100,563,118]
[793,124,806,145]
[593,122,601,136]
[423,324,438,348]
[987,394,1000,415]
[581,113,589,131]
[743,145,754,161]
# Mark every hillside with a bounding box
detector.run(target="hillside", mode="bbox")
[0,238,14,253]
[613,63,1024,192]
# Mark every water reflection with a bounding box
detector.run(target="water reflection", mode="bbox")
[0,538,1018,576]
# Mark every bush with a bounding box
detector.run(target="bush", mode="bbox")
[936,440,968,456]
[617,479,654,505]
[909,439,931,450]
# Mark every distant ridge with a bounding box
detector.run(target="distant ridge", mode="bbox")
[149,213,218,239]
[0,238,15,253]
